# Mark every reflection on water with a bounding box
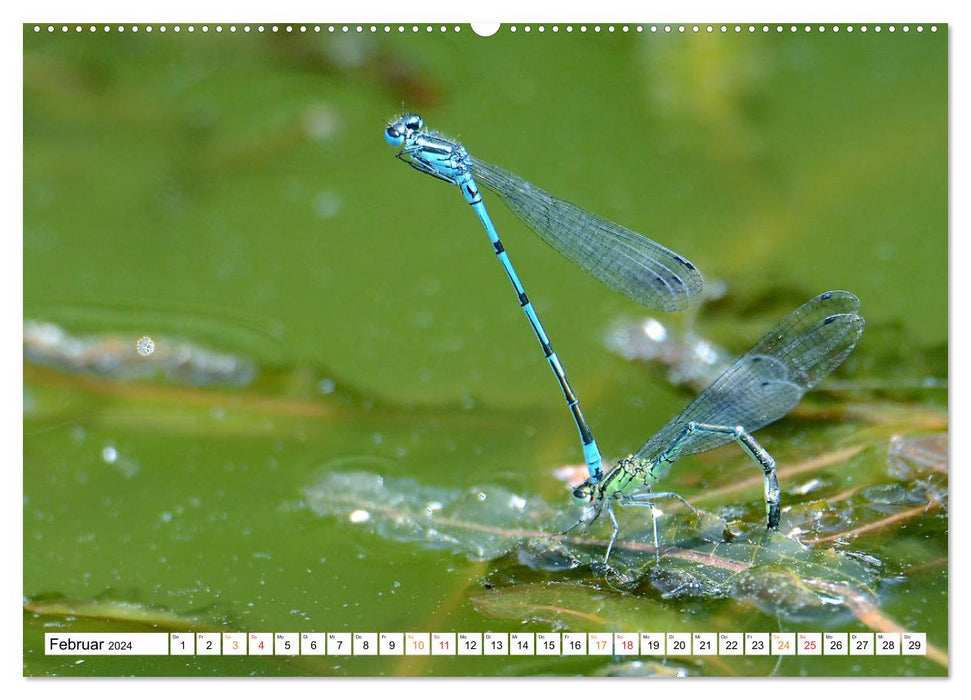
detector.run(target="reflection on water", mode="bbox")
[605,315,732,392]
[301,469,915,625]
[25,319,257,386]
[301,470,566,561]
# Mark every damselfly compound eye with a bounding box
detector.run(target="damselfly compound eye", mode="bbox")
[403,113,423,132]
[384,123,405,146]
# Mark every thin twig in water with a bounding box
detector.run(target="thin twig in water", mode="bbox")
[691,445,864,505]
[805,578,947,670]
[804,502,940,545]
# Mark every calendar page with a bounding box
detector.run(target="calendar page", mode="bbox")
[22,9,947,680]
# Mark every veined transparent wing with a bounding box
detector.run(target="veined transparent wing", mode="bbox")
[636,290,865,460]
[469,156,703,312]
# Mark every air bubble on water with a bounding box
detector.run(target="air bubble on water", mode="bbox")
[695,340,720,364]
[642,318,667,342]
[507,494,527,511]
[349,509,370,523]
[101,446,118,464]
[318,378,336,394]
[136,335,155,356]
[792,478,825,495]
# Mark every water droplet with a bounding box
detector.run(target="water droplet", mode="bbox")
[136,335,155,356]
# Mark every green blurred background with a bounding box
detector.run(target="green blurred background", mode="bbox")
[24,24,947,676]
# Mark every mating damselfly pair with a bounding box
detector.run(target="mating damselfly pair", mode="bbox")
[385,113,864,564]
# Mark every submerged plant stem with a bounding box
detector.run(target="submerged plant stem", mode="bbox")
[804,502,940,545]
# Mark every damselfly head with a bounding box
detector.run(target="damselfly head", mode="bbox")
[385,113,424,147]
[571,480,597,504]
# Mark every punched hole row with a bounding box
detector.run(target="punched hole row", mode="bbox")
[31,24,939,35]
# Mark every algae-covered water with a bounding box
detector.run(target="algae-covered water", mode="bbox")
[23,23,947,676]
